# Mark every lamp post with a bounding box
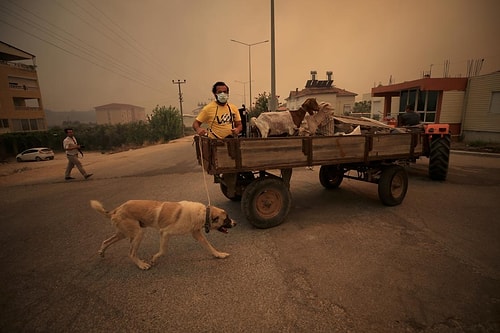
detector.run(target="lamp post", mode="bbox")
[230,39,269,110]
[234,80,251,107]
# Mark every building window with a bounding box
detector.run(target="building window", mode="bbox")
[400,89,418,113]
[30,119,38,130]
[490,91,500,114]
[21,119,30,131]
[400,89,438,123]
[37,118,46,130]
[0,119,9,128]
[10,118,45,132]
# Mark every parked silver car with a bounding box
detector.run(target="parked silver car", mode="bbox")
[16,147,55,162]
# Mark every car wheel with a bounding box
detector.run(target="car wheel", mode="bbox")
[35,156,42,161]
[16,157,22,162]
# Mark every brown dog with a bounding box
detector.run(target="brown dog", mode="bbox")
[90,200,236,270]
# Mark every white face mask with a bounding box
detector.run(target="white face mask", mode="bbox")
[216,92,228,104]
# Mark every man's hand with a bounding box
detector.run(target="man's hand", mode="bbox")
[197,128,208,136]
[232,122,243,136]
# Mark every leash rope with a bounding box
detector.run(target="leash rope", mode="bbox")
[196,135,213,233]
[197,135,212,207]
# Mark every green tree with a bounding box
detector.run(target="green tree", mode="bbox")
[249,92,279,118]
[148,105,182,142]
[352,100,371,114]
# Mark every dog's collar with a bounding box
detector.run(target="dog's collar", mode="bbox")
[204,205,211,233]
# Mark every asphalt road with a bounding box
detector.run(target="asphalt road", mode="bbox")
[1,137,499,332]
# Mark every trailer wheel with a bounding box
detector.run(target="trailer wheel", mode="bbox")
[319,165,344,189]
[378,165,408,206]
[429,134,451,181]
[241,177,292,229]
[220,172,255,201]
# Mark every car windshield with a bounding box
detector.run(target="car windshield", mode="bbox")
[40,149,51,153]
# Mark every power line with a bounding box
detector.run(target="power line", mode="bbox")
[0,1,167,95]
[53,0,165,84]
[81,0,177,79]
[2,4,159,87]
[0,17,165,95]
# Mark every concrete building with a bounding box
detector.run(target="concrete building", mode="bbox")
[0,41,47,133]
[285,71,357,114]
[94,103,146,125]
[372,77,468,136]
[361,92,398,120]
[461,71,500,142]
[372,71,500,143]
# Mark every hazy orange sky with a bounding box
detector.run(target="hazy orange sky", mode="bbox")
[1,0,499,113]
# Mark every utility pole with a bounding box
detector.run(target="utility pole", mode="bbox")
[172,79,186,136]
[270,0,277,112]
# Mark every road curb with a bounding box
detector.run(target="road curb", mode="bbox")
[451,150,500,158]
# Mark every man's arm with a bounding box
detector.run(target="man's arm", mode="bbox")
[231,121,243,136]
[63,139,80,151]
[192,120,207,136]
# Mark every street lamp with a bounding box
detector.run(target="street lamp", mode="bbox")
[234,80,251,107]
[230,39,269,110]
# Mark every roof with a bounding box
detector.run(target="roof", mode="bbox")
[0,41,35,61]
[94,103,145,110]
[372,77,468,97]
[287,86,357,100]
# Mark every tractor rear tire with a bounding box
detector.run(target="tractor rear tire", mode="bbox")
[429,134,451,181]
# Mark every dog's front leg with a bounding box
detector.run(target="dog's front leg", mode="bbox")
[129,231,151,270]
[192,230,229,259]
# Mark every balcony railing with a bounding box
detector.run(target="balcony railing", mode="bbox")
[9,84,39,91]
[14,106,42,111]
[0,59,36,71]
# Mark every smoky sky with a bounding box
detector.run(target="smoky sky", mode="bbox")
[1,0,499,113]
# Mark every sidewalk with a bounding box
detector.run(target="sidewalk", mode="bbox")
[451,142,500,157]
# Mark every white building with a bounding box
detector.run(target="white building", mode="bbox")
[285,71,357,114]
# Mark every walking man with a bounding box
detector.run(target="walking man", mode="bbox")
[63,128,93,180]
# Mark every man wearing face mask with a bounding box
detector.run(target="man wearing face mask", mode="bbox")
[193,81,242,139]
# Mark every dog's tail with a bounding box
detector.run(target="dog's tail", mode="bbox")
[90,200,112,219]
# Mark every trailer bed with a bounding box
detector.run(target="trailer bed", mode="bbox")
[195,132,424,174]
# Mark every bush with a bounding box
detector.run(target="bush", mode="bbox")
[0,105,184,159]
